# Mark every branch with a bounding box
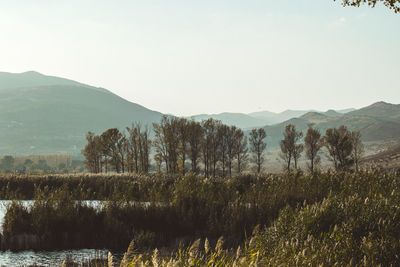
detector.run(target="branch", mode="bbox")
[336,0,400,13]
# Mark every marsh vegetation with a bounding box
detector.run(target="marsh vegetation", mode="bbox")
[1,168,400,266]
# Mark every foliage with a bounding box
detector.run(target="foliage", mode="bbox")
[337,0,400,13]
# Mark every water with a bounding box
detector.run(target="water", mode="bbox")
[0,249,108,267]
[0,200,108,267]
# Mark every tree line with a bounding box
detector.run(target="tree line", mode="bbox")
[82,116,264,177]
[82,116,364,175]
[280,124,364,173]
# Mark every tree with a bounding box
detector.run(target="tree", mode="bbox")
[1,155,15,172]
[226,126,238,177]
[35,159,51,171]
[177,118,189,176]
[304,125,323,173]
[351,130,364,172]
[293,140,304,170]
[153,117,169,173]
[324,125,353,170]
[249,128,267,174]
[218,124,229,177]
[139,125,151,173]
[126,124,139,173]
[24,159,34,172]
[116,133,128,173]
[187,120,203,174]
[336,0,400,13]
[153,116,180,174]
[202,119,221,177]
[280,124,303,172]
[100,128,123,173]
[234,128,248,174]
[81,132,102,173]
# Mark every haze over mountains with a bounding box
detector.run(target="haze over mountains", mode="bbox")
[0,71,399,157]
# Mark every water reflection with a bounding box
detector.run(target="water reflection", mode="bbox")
[0,249,108,266]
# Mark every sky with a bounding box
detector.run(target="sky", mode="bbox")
[0,0,399,116]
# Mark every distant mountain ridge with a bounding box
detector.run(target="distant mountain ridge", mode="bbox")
[0,71,163,156]
[190,108,354,129]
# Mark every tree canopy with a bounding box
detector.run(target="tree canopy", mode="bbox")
[337,0,400,13]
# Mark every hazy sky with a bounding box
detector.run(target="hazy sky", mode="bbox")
[0,1,399,116]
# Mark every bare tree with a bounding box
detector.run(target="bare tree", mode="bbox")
[304,125,322,173]
[249,128,267,174]
[218,124,229,177]
[202,119,221,177]
[234,128,248,174]
[177,118,189,175]
[351,130,364,172]
[126,124,139,173]
[152,116,180,174]
[324,125,353,170]
[226,126,237,177]
[116,133,128,173]
[153,118,169,173]
[187,120,203,174]
[280,124,303,172]
[139,125,151,173]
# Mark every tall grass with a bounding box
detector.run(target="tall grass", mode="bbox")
[3,167,400,266]
[113,168,400,266]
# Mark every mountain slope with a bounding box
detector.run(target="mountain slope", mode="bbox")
[0,71,163,156]
[261,102,400,148]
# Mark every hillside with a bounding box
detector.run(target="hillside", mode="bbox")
[362,144,400,169]
[261,101,400,148]
[0,71,163,156]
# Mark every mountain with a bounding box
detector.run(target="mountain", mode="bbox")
[260,102,400,148]
[247,110,277,118]
[323,109,341,117]
[346,101,400,118]
[192,108,354,128]
[247,110,313,125]
[0,71,163,156]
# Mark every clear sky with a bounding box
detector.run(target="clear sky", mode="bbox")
[0,1,399,116]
